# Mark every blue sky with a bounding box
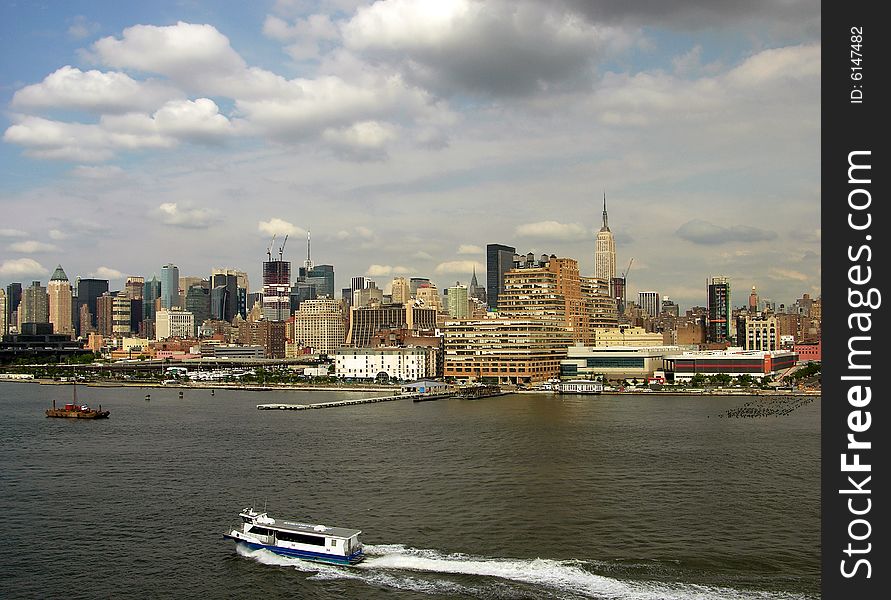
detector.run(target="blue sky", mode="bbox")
[1,0,820,308]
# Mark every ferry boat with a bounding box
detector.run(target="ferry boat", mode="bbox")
[223,507,364,565]
[555,380,603,394]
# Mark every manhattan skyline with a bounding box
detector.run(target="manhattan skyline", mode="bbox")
[0,1,820,307]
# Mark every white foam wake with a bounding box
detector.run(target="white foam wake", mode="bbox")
[236,542,814,600]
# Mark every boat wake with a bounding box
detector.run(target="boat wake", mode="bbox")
[236,542,813,600]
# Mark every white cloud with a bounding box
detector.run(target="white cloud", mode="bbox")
[68,15,100,40]
[413,250,433,260]
[154,202,218,228]
[258,218,305,236]
[48,229,70,240]
[515,220,588,240]
[366,264,410,276]
[11,66,181,114]
[322,120,396,158]
[337,226,375,240]
[91,266,123,280]
[153,98,235,143]
[457,244,483,255]
[8,240,58,253]
[0,229,28,238]
[435,260,483,275]
[0,258,48,278]
[767,268,809,282]
[342,0,633,97]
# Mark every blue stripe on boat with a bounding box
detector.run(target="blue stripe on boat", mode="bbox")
[224,534,364,565]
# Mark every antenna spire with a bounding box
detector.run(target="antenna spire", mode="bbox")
[304,230,313,271]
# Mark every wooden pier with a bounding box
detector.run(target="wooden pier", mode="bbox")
[257,391,455,410]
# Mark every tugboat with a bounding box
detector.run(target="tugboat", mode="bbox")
[46,383,110,419]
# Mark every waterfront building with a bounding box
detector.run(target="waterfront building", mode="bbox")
[335,346,435,381]
[47,265,74,337]
[446,284,469,318]
[559,345,681,382]
[76,278,108,335]
[160,263,179,309]
[293,298,346,356]
[638,291,660,318]
[19,281,49,328]
[210,345,265,359]
[594,194,617,292]
[706,276,732,344]
[346,302,437,348]
[442,318,573,385]
[155,308,195,340]
[793,341,821,363]
[486,244,516,310]
[738,314,779,351]
[112,292,132,336]
[664,348,798,382]
[391,277,410,305]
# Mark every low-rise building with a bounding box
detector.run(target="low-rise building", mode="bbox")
[664,348,799,382]
[559,345,681,382]
[155,308,195,340]
[335,346,436,381]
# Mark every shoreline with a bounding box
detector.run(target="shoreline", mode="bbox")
[2,378,821,397]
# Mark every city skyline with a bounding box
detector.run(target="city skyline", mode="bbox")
[1,1,820,308]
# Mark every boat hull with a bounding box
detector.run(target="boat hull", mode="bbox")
[46,409,110,419]
[224,534,365,566]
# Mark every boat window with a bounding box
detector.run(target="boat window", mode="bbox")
[241,517,253,524]
[275,530,326,546]
[249,527,273,537]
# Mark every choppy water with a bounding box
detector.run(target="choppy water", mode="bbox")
[0,383,820,599]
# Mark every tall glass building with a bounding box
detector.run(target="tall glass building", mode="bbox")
[486,243,515,310]
[160,263,179,310]
[707,276,732,343]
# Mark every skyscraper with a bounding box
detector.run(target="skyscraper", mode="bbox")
[76,278,108,336]
[5,282,22,332]
[594,193,616,289]
[262,255,291,322]
[446,283,469,318]
[409,277,430,297]
[390,277,410,304]
[211,269,239,322]
[47,265,74,336]
[0,289,7,335]
[143,276,161,321]
[486,243,515,310]
[160,263,179,310]
[468,266,486,304]
[707,276,732,344]
[638,291,660,318]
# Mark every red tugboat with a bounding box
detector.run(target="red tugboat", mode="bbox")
[46,383,109,419]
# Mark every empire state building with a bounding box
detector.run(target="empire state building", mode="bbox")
[594,194,616,289]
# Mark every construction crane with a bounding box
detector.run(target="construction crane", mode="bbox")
[622,257,634,279]
[278,234,288,261]
[266,234,277,262]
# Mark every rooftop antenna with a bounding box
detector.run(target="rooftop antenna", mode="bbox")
[304,230,313,271]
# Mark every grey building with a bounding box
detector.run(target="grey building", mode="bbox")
[486,243,515,310]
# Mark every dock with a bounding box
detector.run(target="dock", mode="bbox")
[257,391,455,410]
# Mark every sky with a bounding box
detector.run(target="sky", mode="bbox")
[0,0,821,309]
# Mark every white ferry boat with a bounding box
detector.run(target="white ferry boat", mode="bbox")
[555,380,603,394]
[223,507,364,565]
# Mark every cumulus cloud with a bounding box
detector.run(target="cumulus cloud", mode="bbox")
[515,220,589,241]
[457,244,483,255]
[675,219,777,245]
[342,0,633,97]
[8,240,58,253]
[366,264,410,276]
[91,266,124,279]
[435,260,484,275]
[413,250,434,260]
[153,98,235,143]
[0,258,48,278]
[322,120,396,159]
[336,226,375,240]
[258,218,305,236]
[0,229,28,238]
[11,66,181,114]
[48,229,69,241]
[154,202,218,228]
